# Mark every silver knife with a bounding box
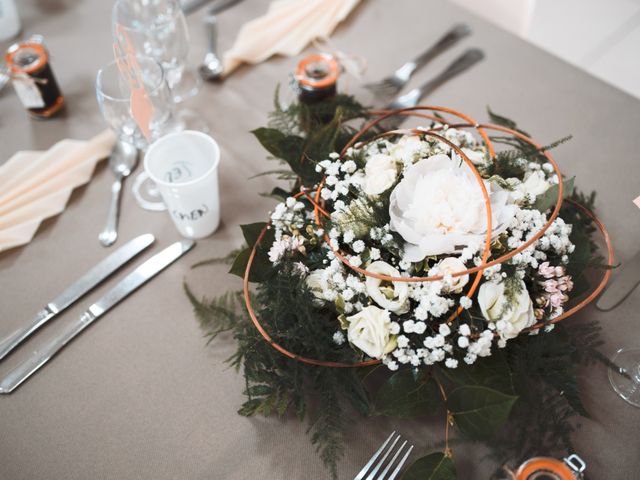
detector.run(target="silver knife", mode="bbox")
[0,239,195,394]
[596,250,640,311]
[0,233,155,361]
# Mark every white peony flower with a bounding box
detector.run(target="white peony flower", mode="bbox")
[362,153,398,196]
[517,170,550,201]
[389,154,516,261]
[347,306,397,359]
[477,279,535,340]
[433,257,469,294]
[365,261,410,314]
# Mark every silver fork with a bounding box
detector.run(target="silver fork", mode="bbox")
[364,23,471,98]
[354,432,414,480]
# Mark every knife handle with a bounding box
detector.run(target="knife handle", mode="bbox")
[0,308,55,362]
[0,311,96,394]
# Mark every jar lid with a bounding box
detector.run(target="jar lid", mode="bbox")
[5,42,48,74]
[515,457,576,480]
[295,54,339,89]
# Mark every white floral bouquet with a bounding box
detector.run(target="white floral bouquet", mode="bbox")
[189,98,612,479]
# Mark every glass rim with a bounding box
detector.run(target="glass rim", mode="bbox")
[95,55,165,103]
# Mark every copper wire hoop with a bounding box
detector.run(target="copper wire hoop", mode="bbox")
[241,107,614,368]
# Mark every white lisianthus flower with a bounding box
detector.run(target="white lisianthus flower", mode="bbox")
[433,257,469,294]
[389,154,516,261]
[388,135,425,165]
[362,153,397,196]
[305,269,326,306]
[517,170,550,201]
[477,279,535,340]
[365,261,410,314]
[347,306,397,359]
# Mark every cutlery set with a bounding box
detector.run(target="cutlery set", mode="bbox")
[0,234,195,393]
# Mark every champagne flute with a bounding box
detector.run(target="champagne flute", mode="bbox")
[96,55,176,149]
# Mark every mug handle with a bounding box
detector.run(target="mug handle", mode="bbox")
[132,171,167,211]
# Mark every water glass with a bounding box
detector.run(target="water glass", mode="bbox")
[112,0,201,103]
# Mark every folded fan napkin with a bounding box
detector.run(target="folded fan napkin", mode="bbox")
[0,130,115,253]
[222,0,361,76]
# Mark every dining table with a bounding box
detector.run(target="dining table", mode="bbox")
[1,0,640,478]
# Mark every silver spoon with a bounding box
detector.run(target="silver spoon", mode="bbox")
[99,141,139,247]
[199,13,223,81]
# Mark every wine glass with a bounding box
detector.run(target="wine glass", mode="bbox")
[112,0,201,103]
[96,55,177,149]
[609,348,640,407]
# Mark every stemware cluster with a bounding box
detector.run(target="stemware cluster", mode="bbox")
[96,0,206,150]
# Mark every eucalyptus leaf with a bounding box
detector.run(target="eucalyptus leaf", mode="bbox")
[374,370,442,418]
[402,452,456,480]
[448,385,518,439]
[534,176,575,212]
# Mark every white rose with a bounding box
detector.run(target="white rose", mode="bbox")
[305,269,326,305]
[517,170,550,201]
[477,279,535,340]
[362,153,397,196]
[433,257,469,293]
[365,261,410,313]
[347,306,397,359]
[389,154,516,261]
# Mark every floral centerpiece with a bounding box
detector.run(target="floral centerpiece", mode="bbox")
[186,93,613,479]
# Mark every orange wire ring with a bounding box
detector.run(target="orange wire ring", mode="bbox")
[242,106,614,368]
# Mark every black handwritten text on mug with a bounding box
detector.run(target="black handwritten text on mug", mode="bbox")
[172,204,210,222]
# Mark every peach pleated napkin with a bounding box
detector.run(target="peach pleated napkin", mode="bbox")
[0,130,116,253]
[222,0,361,76]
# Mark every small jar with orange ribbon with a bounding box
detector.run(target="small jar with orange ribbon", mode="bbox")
[5,38,65,119]
[294,53,339,105]
[515,454,586,480]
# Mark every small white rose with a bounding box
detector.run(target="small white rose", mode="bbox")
[388,135,425,165]
[362,153,398,196]
[389,154,516,261]
[305,269,326,306]
[434,257,469,293]
[477,279,535,340]
[347,305,397,359]
[517,170,550,201]
[365,261,410,314]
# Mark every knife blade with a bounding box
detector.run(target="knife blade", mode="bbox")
[596,250,640,311]
[0,239,195,394]
[0,233,155,362]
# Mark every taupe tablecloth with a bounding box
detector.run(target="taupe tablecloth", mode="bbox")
[1,1,640,479]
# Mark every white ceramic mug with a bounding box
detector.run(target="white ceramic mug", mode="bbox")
[133,130,220,239]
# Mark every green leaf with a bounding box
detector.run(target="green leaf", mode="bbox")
[402,452,456,480]
[437,350,515,395]
[251,127,311,180]
[487,107,530,137]
[448,385,518,439]
[229,224,275,282]
[374,370,442,418]
[240,222,268,247]
[534,176,575,212]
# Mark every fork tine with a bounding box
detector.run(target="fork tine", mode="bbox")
[354,431,397,480]
[365,434,401,480]
[377,440,407,480]
[387,445,414,480]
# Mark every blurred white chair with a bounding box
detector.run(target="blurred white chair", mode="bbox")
[449,0,536,37]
